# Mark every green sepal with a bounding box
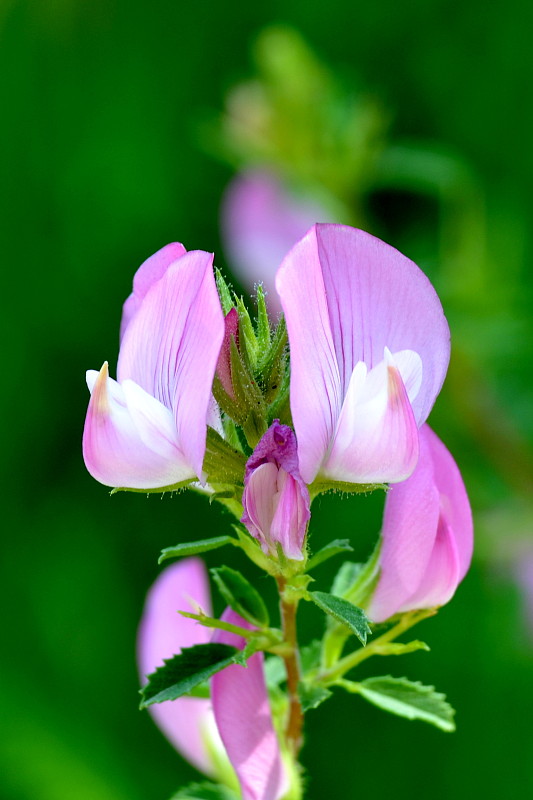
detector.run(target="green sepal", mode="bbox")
[228,337,267,445]
[309,479,387,500]
[170,782,239,800]
[215,268,235,316]
[341,676,456,732]
[110,479,193,495]
[307,539,354,571]
[254,284,271,352]
[139,643,242,708]
[298,681,332,712]
[308,591,372,645]
[204,427,247,486]
[211,565,270,627]
[158,536,237,564]
[236,296,258,370]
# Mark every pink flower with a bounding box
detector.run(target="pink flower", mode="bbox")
[241,421,311,561]
[275,223,451,486]
[138,558,287,800]
[221,170,336,316]
[366,425,473,622]
[83,244,224,489]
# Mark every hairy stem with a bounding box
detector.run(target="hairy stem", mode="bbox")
[277,576,304,756]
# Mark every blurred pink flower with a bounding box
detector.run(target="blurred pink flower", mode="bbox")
[212,609,288,800]
[241,421,310,560]
[138,558,287,800]
[367,425,473,622]
[275,224,450,486]
[83,244,224,489]
[221,170,336,315]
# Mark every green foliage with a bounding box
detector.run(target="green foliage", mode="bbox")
[298,682,332,712]
[307,539,354,571]
[308,591,372,645]
[158,536,237,564]
[170,783,239,800]
[211,565,270,627]
[346,676,456,732]
[139,644,242,708]
[372,641,430,656]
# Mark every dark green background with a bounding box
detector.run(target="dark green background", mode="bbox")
[2,1,533,798]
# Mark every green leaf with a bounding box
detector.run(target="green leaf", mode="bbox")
[355,676,456,732]
[331,561,363,597]
[298,682,332,712]
[307,539,354,571]
[264,655,286,688]
[308,591,372,645]
[140,644,241,708]
[211,566,270,627]
[373,640,430,656]
[158,536,236,564]
[170,782,239,800]
[300,639,322,673]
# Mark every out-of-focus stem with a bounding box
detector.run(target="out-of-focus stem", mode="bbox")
[277,576,303,756]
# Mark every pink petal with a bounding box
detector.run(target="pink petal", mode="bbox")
[137,559,222,776]
[367,426,473,622]
[323,350,420,484]
[82,364,194,489]
[221,170,335,316]
[276,224,450,484]
[117,250,225,480]
[212,610,287,800]
[424,426,473,580]
[120,243,187,339]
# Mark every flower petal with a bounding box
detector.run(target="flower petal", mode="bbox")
[322,350,420,484]
[120,243,187,339]
[276,224,450,484]
[367,425,472,622]
[211,609,287,800]
[137,559,222,777]
[275,227,342,484]
[83,363,194,489]
[424,425,473,580]
[221,170,335,315]
[117,250,225,480]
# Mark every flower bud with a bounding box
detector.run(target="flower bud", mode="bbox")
[241,421,310,560]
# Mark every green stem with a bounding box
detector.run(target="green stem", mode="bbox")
[318,608,437,685]
[277,576,304,757]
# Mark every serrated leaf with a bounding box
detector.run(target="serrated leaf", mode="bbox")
[170,781,239,800]
[308,591,371,645]
[211,566,270,627]
[158,536,236,564]
[298,682,332,712]
[356,676,456,732]
[307,539,354,571]
[140,644,240,708]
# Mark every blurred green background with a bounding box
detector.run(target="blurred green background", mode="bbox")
[2,1,533,798]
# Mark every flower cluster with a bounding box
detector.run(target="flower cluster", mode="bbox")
[83,223,473,800]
